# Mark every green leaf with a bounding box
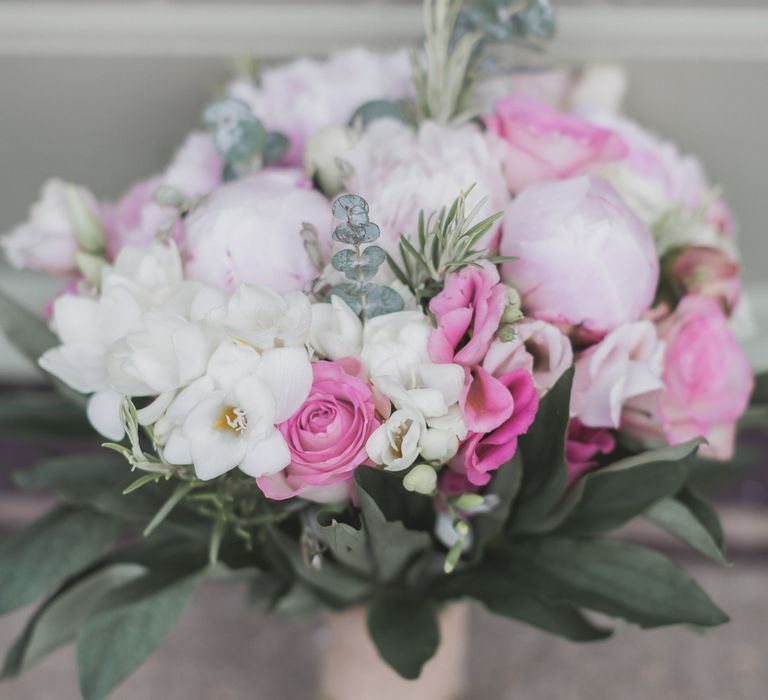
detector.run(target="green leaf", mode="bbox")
[262,131,289,165]
[0,506,120,615]
[355,470,432,582]
[750,371,768,406]
[645,494,729,566]
[508,367,573,532]
[0,289,58,367]
[470,453,522,559]
[77,570,201,700]
[348,99,405,128]
[313,512,375,576]
[364,283,405,318]
[492,536,728,628]
[556,439,703,535]
[0,392,93,438]
[678,486,725,548]
[2,564,145,678]
[367,595,439,680]
[354,467,434,532]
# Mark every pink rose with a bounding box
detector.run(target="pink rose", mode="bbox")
[499,176,659,337]
[622,295,754,460]
[482,319,573,393]
[668,246,741,315]
[565,419,616,486]
[428,264,508,366]
[257,361,380,501]
[485,95,627,193]
[451,369,539,486]
[183,169,333,293]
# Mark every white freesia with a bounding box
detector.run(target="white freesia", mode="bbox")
[361,310,433,381]
[309,296,363,361]
[209,284,311,350]
[418,407,467,463]
[366,407,426,472]
[161,340,312,480]
[571,320,665,428]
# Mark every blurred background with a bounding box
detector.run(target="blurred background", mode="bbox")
[0,2,767,699]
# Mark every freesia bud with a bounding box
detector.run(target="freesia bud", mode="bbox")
[65,183,105,253]
[75,250,107,287]
[403,463,438,495]
[304,125,356,196]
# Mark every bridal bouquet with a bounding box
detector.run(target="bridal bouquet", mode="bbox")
[0,1,758,698]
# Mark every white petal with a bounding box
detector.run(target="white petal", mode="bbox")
[87,390,125,440]
[39,345,108,394]
[419,363,464,406]
[51,295,101,346]
[173,322,213,385]
[239,430,291,477]
[255,347,312,422]
[136,391,175,426]
[163,428,192,465]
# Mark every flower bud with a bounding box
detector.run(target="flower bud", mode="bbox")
[403,463,438,495]
[65,184,105,254]
[75,250,107,287]
[304,125,356,196]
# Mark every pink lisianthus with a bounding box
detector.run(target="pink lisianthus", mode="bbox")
[428,264,508,366]
[485,95,627,193]
[257,361,380,502]
[622,295,754,460]
[451,369,539,486]
[565,418,616,486]
[499,176,659,338]
[482,319,573,394]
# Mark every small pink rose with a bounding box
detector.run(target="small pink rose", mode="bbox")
[452,369,539,486]
[428,264,508,366]
[485,95,627,193]
[257,361,379,501]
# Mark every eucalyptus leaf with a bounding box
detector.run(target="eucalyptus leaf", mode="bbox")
[349,99,406,128]
[492,536,728,628]
[327,283,363,316]
[0,506,120,615]
[332,222,380,245]
[77,570,202,700]
[2,564,146,678]
[262,131,289,165]
[364,284,405,318]
[367,595,439,680]
[332,194,369,222]
[213,118,267,163]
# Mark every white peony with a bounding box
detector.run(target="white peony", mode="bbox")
[341,119,510,255]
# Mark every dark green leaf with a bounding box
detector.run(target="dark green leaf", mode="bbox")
[355,470,432,582]
[367,595,439,680]
[750,371,768,406]
[0,392,92,438]
[492,536,728,628]
[2,564,145,678]
[0,506,120,615]
[0,289,58,367]
[262,131,289,165]
[354,467,434,532]
[508,367,573,532]
[77,570,201,700]
[645,494,729,566]
[313,512,375,576]
[557,439,702,535]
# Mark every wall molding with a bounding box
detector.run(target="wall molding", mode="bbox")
[1,4,768,61]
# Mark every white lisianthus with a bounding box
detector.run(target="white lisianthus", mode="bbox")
[309,296,363,361]
[208,284,311,350]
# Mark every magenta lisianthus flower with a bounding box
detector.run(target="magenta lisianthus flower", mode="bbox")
[451,369,539,486]
[565,418,616,486]
[428,264,508,366]
[257,360,380,502]
[622,295,754,460]
[485,95,627,193]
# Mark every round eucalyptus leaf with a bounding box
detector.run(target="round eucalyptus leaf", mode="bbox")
[213,118,267,163]
[332,194,369,222]
[364,284,405,318]
[348,100,405,128]
[327,283,363,316]
[360,245,386,269]
[201,96,252,130]
[263,131,289,165]
[331,249,357,273]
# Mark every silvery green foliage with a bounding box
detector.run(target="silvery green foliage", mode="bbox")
[348,99,407,129]
[457,0,556,46]
[328,195,404,320]
[202,97,289,176]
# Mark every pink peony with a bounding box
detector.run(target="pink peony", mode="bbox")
[228,49,412,165]
[183,169,333,293]
[2,179,101,276]
[428,264,508,366]
[499,176,659,337]
[485,95,627,193]
[451,369,539,486]
[257,361,380,501]
[565,419,616,486]
[482,319,573,393]
[622,295,754,460]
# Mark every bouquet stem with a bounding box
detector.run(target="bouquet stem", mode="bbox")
[318,604,469,700]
